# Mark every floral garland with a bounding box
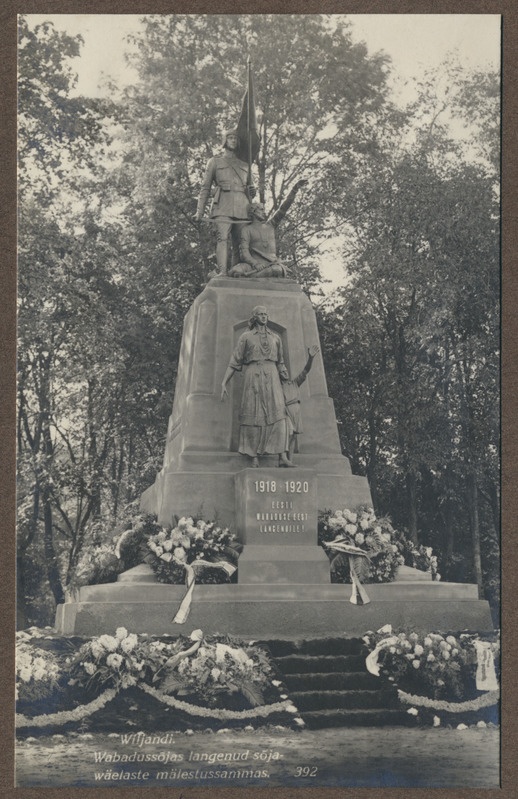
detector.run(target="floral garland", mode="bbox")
[141,684,298,720]
[398,688,500,712]
[16,688,118,728]
[16,629,294,729]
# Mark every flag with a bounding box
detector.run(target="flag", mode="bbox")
[236,59,260,173]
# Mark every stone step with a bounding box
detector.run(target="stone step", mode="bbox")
[273,653,367,673]
[260,637,366,657]
[300,708,417,729]
[78,580,479,602]
[284,671,383,691]
[290,688,400,711]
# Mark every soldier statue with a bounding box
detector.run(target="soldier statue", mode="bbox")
[194,129,254,275]
[229,179,308,279]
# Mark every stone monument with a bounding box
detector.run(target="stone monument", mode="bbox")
[55,62,493,638]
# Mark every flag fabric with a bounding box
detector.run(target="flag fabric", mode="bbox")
[236,60,260,169]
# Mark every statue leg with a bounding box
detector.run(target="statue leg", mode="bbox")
[214,221,232,274]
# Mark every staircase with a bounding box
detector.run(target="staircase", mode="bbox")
[263,637,416,729]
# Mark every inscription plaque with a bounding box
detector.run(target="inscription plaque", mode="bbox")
[235,468,318,545]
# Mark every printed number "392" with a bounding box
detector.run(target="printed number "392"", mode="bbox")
[294,766,318,777]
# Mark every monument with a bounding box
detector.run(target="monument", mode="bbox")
[55,61,493,638]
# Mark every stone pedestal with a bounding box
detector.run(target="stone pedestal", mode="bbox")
[235,467,330,583]
[140,276,372,530]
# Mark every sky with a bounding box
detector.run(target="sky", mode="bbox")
[25,13,501,100]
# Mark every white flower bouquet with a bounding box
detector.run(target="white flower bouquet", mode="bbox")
[318,507,404,583]
[70,627,154,692]
[145,516,240,584]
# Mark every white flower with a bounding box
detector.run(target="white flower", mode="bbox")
[452,648,459,656]
[121,634,139,653]
[272,680,281,687]
[174,547,187,561]
[389,646,396,654]
[98,635,118,652]
[412,659,421,669]
[160,552,173,562]
[381,533,391,542]
[433,716,441,727]
[345,524,357,535]
[407,707,418,716]
[106,653,123,669]
[18,666,31,683]
[442,650,450,661]
[162,539,173,552]
[156,530,168,542]
[427,653,435,662]
[446,636,457,646]
[360,519,369,530]
[211,667,221,680]
[426,547,433,557]
[414,644,424,656]
[355,533,365,545]
[115,627,128,641]
[456,724,468,731]
[477,720,487,728]
[190,629,203,642]
[84,662,97,675]
[424,637,433,647]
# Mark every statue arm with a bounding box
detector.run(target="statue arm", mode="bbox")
[294,345,319,386]
[221,334,247,399]
[221,366,236,401]
[195,158,216,219]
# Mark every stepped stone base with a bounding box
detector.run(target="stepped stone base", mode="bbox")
[56,567,493,637]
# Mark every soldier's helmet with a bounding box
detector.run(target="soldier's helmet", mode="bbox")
[222,128,239,147]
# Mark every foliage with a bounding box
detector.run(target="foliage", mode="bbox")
[363,627,500,703]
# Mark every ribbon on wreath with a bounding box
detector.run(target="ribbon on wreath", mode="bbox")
[473,639,499,691]
[324,537,371,605]
[172,558,237,624]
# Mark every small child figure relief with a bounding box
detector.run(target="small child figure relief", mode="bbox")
[279,344,320,466]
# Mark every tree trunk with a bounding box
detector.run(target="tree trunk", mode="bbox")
[43,488,65,607]
[407,471,419,544]
[16,554,29,630]
[467,470,483,597]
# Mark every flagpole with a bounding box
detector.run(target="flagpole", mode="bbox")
[247,55,253,195]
